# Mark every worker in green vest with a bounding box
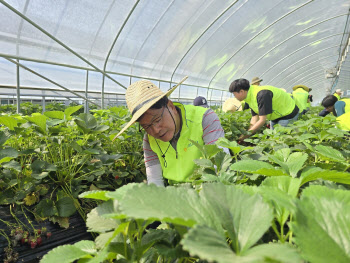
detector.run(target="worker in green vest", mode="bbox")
[292,85,311,116]
[321,94,350,131]
[229,78,299,141]
[333,89,343,100]
[113,77,228,186]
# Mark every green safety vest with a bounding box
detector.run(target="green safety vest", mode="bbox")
[292,88,309,112]
[333,92,341,100]
[336,112,350,131]
[245,85,296,120]
[148,103,207,182]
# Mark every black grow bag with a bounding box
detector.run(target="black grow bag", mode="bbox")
[0,206,92,263]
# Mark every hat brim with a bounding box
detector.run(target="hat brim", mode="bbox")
[251,79,263,85]
[292,85,309,92]
[112,76,188,141]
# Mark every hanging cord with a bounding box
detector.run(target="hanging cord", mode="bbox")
[154,104,178,167]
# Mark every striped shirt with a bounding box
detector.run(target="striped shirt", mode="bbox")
[143,108,226,186]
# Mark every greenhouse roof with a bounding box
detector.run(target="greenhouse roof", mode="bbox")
[0,0,350,106]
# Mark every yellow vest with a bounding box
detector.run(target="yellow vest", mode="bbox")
[245,85,296,120]
[148,103,207,182]
[336,112,350,131]
[292,88,309,112]
[333,92,341,100]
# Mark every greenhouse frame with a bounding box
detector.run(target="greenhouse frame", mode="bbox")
[0,0,350,112]
[1,1,350,263]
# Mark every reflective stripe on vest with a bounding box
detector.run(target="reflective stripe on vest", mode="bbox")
[148,103,207,182]
[245,85,296,120]
[292,88,309,112]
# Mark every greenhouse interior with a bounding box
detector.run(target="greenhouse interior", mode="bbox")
[0,0,350,262]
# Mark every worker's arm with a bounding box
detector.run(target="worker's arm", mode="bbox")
[249,115,267,132]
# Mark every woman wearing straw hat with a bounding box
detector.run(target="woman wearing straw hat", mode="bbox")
[229,78,299,141]
[113,77,227,186]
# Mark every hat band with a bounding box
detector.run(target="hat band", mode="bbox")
[131,96,159,116]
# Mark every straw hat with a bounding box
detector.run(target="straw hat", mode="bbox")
[335,89,343,95]
[222,98,242,112]
[292,85,311,92]
[251,77,263,85]
[112,76,188,141]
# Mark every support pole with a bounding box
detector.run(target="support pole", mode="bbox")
[16,59,20,113]
[85,70,89,113]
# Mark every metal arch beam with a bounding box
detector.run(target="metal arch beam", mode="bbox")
[274,54,339,88]
[289,69,325,85]
[283,65,330,89]
[153,0,241,82]
[5,58,100,107]
[87,0,117,61]
[208,0,313,88]
[268,45,339,83]
[260,33,344,78]
[240,13,348,78]
[279,57,338,89]
[0,1,127,89]
[170,0,240,83]
[101,0,140,108]
[0,85,125,96]
[131,0,177,78]
[0,53,221,91]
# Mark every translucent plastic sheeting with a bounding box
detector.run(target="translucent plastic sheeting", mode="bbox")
[0,0,349,104]
[0,58,16,85]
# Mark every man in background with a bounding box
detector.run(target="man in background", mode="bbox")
[193,96,209,108]
[229,78,299,141]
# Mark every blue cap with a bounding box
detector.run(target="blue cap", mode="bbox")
[193,96,209,108]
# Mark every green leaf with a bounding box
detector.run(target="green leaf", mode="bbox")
[260,176,299,225]
[0,131,10,146]
[64,105,83,118]
[82,148,100,155]
[44,111,65,120]
[74,113,97,133]
[25,115,47,134]
[56,197,77,217]
[193,158,213,168]
[242,243,303,263]
[73,240,97,254]
[116,183,273,254]
[285,152,308,177]
[230,160,288,176]
[36,199,57,217]
[3,160,22,172]
[40,244,91,263]
[93,125,110,133]
[292,186,350,263]
[141,229,177,247]
[0,147,18,164]
[86,201,118,233]
[199,183,273,253]
[0,116,18,130]
[31,160,57,179]
[300,167,350,185]
[181,225,238,263]
[79,190,111,201]
[268,150,308,177]
[216,137,251,155]
[315,145,346,162]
